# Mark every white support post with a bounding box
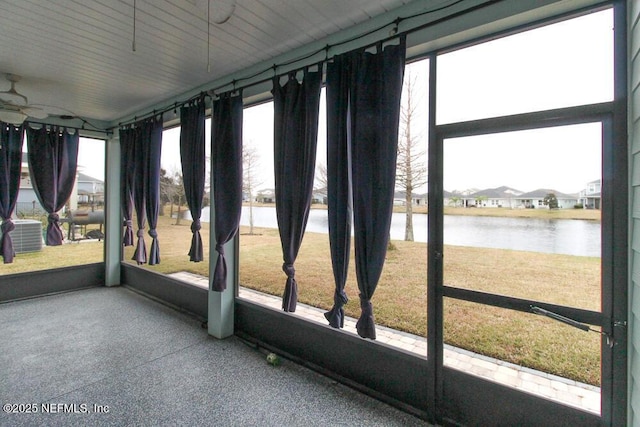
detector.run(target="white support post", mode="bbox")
[104,133,121,287]
[207,192,236,338]
[207,235,236,339]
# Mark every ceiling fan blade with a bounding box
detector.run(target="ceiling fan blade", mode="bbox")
[22,106,48,119]
[0,75,28,105]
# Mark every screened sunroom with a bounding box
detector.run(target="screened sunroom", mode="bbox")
[1,0,638,425]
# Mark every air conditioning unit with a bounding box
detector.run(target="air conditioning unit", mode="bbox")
[1,219,43,253]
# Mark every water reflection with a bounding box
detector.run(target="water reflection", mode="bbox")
[196,206,600,257]
[443,215,599,257]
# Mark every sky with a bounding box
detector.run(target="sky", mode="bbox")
[437,9,611,194]
[443,123,602,194]
[76,8,612,197]
[77,137,106,178]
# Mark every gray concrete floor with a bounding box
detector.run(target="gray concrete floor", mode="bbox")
[0,286,431,426]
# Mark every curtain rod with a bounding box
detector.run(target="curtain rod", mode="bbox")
[116,92,207,130]
[26,119,113,137]
[114,0,499,130]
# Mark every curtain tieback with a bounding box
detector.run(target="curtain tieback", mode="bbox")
[48,213,60,223]
[215,243,224,255]
[191,219,201,233]
[137,229,145,238]
[356,294,376,339]
[334,290,348,307]
[1,218,15,234]
[324,290,349,328]
[148,229,158,239]
[123,219,133,227]
[282,263,296,279]
[359,295,373,316]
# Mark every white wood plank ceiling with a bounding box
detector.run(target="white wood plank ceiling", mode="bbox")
[0,0,409,125]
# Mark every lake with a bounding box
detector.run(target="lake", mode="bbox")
[195,206,600,257]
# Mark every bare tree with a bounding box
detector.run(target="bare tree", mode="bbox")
[160,168,173,217]
[243,141,263,235]
[203,153,211,207]
[160,168,178,219]
[314,162,328,204]
[170,168,186,225]
[160,167,187,224]
[396,70,427,241]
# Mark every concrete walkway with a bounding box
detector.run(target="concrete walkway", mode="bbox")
[169,271,600,415]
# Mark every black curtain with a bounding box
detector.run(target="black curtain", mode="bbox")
[128,117,163,265]
[325,38,406,339]
[119,127,135,247]
[211,92,243,291]
[131,124,147,264]
[180,98,206,263]
[324,56,351,328]
[0,123,24,263]
[273,68,322,312]
[144,117,163,265]
[26,126,79,246]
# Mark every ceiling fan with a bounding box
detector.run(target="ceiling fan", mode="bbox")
[0,74,49,124]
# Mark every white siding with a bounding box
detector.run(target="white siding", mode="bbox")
[629,0,640,424]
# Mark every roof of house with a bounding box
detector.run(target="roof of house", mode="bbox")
[517,188,577,198]
[77,173,104,184]
[448,188,479,196]
[468,186,524,199]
